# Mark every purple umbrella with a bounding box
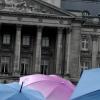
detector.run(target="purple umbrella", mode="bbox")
[19,74,75,100]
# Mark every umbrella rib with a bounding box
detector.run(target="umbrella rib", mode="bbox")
[25,79,65,86]
[74,89,100,100]
[46,83,66,98]
[19,82,24,93]
[6,92,29,100]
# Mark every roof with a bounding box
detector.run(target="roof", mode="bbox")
[61,0,100,16]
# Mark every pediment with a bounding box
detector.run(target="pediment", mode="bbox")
[0,0,75,17]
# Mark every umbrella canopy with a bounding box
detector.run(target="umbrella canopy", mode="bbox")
[19,74,75,100]
[0,82,45,100]
[71,68,100,100]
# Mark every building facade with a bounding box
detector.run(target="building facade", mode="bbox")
[0,0,99,83]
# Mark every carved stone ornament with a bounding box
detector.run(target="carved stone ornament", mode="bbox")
[0,0,56,14]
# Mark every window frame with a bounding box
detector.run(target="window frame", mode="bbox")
[3,34,11,45]
[0,56,10,74]
[42,37,49,47]
[80,61,90,70]
[20,58,29,75]
[81,38,88,51]
[41,59,49,74]
[22,35,30,46]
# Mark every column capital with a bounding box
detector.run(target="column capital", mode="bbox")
[37,26,43,32]
[16,24,22,28]
[65,27,72,35]
[16,24,22,31]
[57,28,64,35]
[0,23,2,29]
[91,35,98,41]
[0,23,2,25]
[57,27,64,31]
[67,27,72,33]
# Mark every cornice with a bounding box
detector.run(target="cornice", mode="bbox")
[0,10,74,20]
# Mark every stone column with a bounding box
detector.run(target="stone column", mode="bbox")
[35,26,42,73]
[56,28,63,74]
[0,23,2,49]
[65,28,71,75]
[13,25,22,76]
[68,23,81,77]
[0,23,2,74]
[91,35,98,68]
[98,36,100,52]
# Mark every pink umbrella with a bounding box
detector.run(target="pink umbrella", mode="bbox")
[19,74,75,100]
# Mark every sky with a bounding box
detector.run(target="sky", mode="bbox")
[61,0,100,16]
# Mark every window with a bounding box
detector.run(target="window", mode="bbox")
[22,36,30,46]
[81,38,88,51]
[1,57,10,74]
[20,58,29,75]
[42,37,49,47]
[80,61,90,76]
[3,34,10,45]
[80,61,90,71]
[41,59,49,74]
[81,62,90,68]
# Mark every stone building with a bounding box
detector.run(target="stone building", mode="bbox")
[0,0,99,83]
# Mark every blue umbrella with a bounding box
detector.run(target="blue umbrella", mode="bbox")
[71,68,100,100]
[0,82,45,100]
